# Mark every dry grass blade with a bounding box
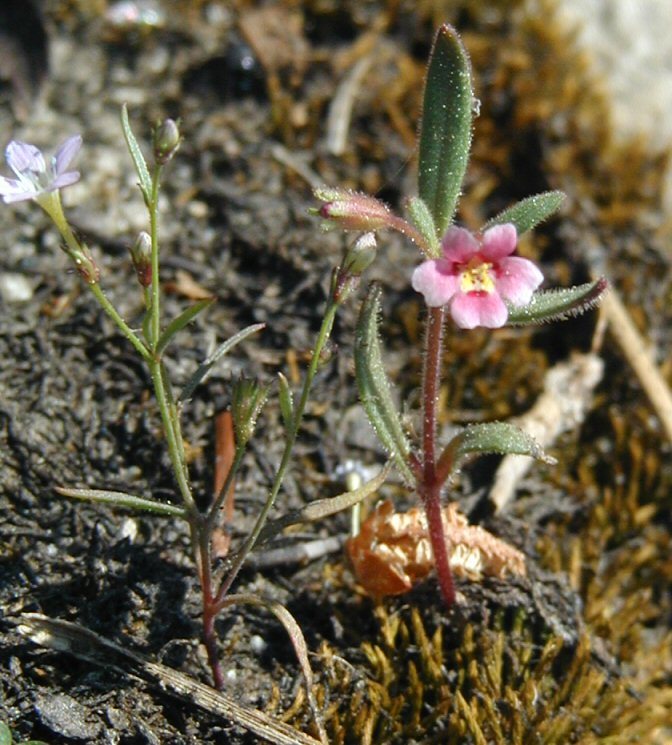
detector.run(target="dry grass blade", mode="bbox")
[218,595,328,745]
[16,614,323,745]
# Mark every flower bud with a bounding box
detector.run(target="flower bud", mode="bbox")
[71,242,100,285]
[313,187,392,232]
[333,233,377,304]
[343,232,377,275]
[231,377,269,447]
[153,118,181,164]
[129,230,152,287]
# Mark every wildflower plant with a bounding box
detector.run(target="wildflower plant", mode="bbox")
[315,24,606,608]
[1,109,388,740]
[2,24,607,739]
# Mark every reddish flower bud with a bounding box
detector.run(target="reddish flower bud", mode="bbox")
[313,187,392,232]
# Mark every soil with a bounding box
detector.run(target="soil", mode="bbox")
[1,1,671,744]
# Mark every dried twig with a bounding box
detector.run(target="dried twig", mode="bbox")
[325,54,374,155]
[490,352,604,512]
[16,614,323,745]
[598,286,672,442]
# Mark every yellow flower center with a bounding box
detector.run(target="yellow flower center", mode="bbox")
[459,258,495,294]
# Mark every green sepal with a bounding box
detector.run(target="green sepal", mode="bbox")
[277,372,295,431]
[437,421,555,484]
[418,24,473,237]
[55,487,187,519]
[178,323,265,402]
[355,284,414,484]
[121,104,152,204]
[483,191,566,236]
[507,278,607,326]
[406,196,441,257]
[155,297,215,357]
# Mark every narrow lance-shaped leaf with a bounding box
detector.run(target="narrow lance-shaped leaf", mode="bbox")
[406,196,441,258]
[179,323,265,402]
[436,422,556,485]
[418,24,473,237]
[507,278,608,326]
[483,191,566,236]
[156,297,215,357]
[121,104,152,202]
[55,487,188,519]
[355,285,414,483]
[256,461,391,545]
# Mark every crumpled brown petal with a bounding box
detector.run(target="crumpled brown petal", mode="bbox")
[346,501,526,599]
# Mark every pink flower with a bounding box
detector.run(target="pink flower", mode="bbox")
[0,135,82,204]
[411,224,543,329]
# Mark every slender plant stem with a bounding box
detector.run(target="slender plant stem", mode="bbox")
[387,215,432,254]
[149,167,162,348]
[207,445,246,526]
[148,360,196,514]
[47,198,151,362]
[88,282,152,362]
[418,305,456,607]
[195,522,225,689]
[214,299,339,608]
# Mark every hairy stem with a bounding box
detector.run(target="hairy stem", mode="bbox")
[418,305,455,607]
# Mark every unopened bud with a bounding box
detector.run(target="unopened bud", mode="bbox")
[71,243,100,284]
[231,377,269,446]
[129,231,152,287]
[333,233,377,304]
[313,187,392,232]
[343,232,377,275]
[153,118,181,164]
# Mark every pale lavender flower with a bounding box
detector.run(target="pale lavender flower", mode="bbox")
[411,224,543,329]
[0,135,82,204]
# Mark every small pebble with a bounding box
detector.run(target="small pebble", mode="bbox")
[0,272,34,303]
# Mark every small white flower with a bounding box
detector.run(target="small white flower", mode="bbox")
[0,135,82,204]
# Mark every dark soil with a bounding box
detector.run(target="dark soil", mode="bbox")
[2,1,672,744]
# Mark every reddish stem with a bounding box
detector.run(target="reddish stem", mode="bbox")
[194,524,225,689]
[418,305,456,607]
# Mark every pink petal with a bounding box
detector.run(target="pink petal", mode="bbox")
[441,226,479,262]
[54,135,82,175]
[480,223,517,260]
[450,291,508,329]
[412,260,459,307]
[6,141,45,175]
[495,256,543,305]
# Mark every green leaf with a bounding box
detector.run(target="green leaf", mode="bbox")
[121,104,152,202]
[277,372,295,431]
[355,285,413,483]
[437,422,555,484]
[0,723,13,745]
[156,297,215,356]
[483,191,566,236]
[418,24,473,237]
[257,461,392,545]
[178,323,265,402]
[406,196,441,257]
[55,487,187,519]
[507,278,607,326]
